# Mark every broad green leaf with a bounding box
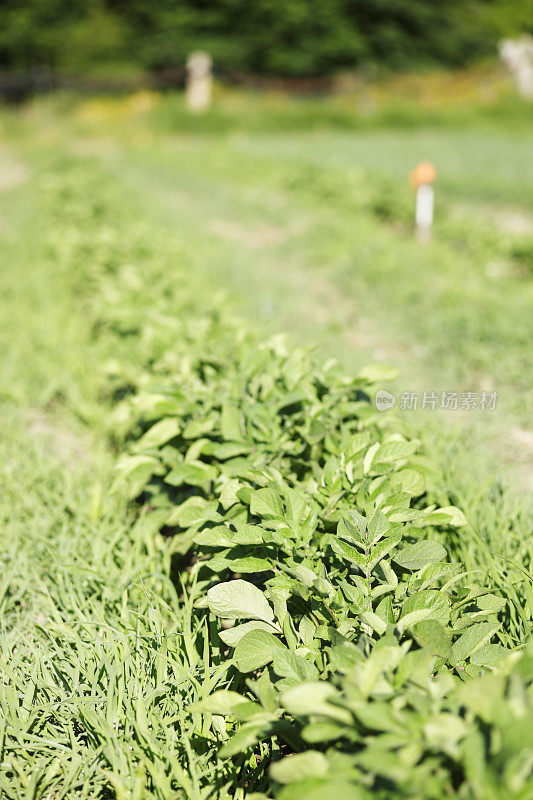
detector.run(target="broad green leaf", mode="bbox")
[452,622,501,664]
[165,462,217,486]
[136,417,180,449]
[330,537,366,568]
[284,487,308,524]
[411,619,453,659]
[219,620,279,647]
[363,443,380,475]
[226,556,272,573]
[232,523,267,545]
[422,506,467,527]
[367,508,390,544]
[374,440,418,464]
[272,651,319,682]
[423,713,467,750]
[234,629,286,672]
[360,611,387,636]
[250,488,284,519]
[218,721,268,758]
[389,469,425,496]
[476,593,506,614]
[375,595,395,625]
[470,644,511,668]
[208,441,250,459]
[221,403,244,441]
[401,590,450,624]
[352,701,403,733]
[270,752,329,784]
[207,580,275,624]
[282,682,351,724]
[394,541,447,571]
[218,478,242,510]
[367,534,401,571]
[183,417,216,438]
[193,526,235,547]
[337,513,366,545]
[396,608,432,634]
[166,497,221,527]
[302,721,347,743]
[113,455,163,498]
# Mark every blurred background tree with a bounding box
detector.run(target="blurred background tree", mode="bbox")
[0,0,532,76]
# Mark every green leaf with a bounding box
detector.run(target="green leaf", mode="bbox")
[234,629,286,672]
[360,611,387,636]
[208,441,250,459]
[388,469,425,496]
[282,682,352,724]
[337,513,366,545]
[113,455,163,498]
[165,462,217,487]
[166,497,221,527]
[250,488,284,519]
[352,701,403,733]
[330,537,366,568]
[272,651,319,682]
[270,752,329,784]
[374,440,418,464]
[470,644,511,668]
[422,506,467,527]
[232,523,267,545]
[219,620,279,647]
[136,417,180,449]
[363,443,380,475]
[226,556,272,573]
[411,619,452,658]
[302,722,347,743]
[219,478,242,510]
[394,541,447,571]
[367,534,401,571]
[452,622,501,664]
[193,526,235,547]
[221,403,244,441]
[218,721,268,758]
[401,590,450,625]
[367,509,390,544]
[207,580,275,624]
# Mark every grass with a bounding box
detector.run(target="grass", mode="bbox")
[0,75,531,797]
[0,415,228,799]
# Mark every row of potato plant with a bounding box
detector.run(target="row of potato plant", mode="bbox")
[100,279,532,797]
[53,155,531,799]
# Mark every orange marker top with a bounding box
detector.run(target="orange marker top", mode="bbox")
[408,162,437,188]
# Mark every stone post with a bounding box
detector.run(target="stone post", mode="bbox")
[186,52,213,113]
[499,36,533,99]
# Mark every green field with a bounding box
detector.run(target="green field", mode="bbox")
[0,89,532,799]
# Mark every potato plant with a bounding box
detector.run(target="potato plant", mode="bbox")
[31,149,531,800]
[106,278,530,797]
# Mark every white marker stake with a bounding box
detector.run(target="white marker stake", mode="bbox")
[415,183,434,241]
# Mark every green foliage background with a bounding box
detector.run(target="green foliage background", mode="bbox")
[1,0,533,76]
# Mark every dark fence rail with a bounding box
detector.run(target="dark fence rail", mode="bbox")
[0,67,335,103]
